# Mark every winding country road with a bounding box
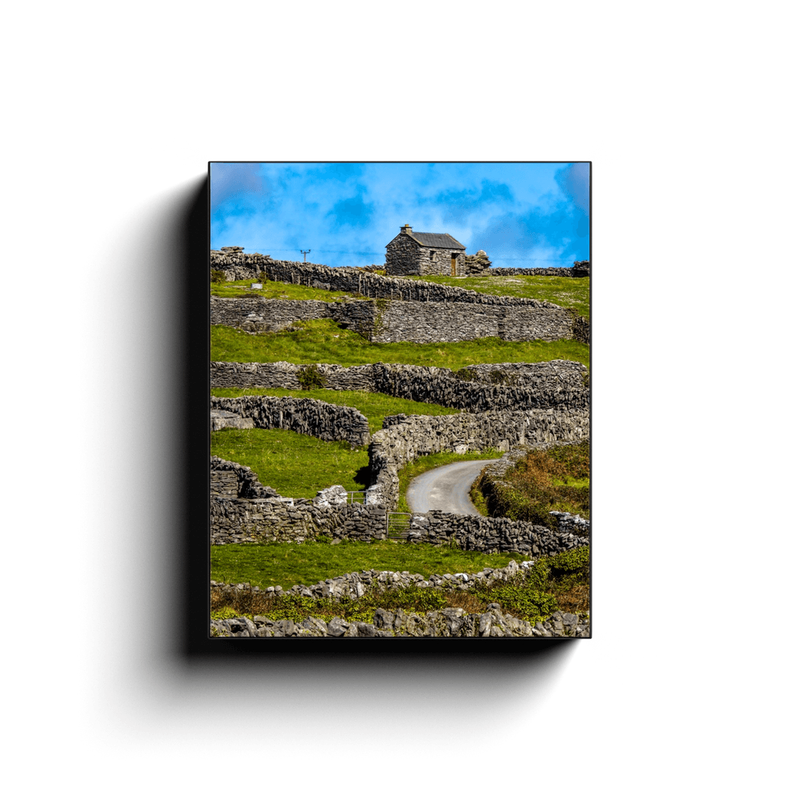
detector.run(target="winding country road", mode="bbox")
[406,459,500,516]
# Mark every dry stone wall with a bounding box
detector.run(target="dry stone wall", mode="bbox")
[210,250,573,309]
[407,510,587,557]
[373,298,574,343]
[210,607,589,638]
[493,261,590,278]
[367,407,589,508]
[210,457,280,499]
[210,250,589,343]
[211,360,589,413]
[465,250,492,275]
[210,457,588,555]
[211,495,386,545]
[211,295,582,343]
[210,297,378,338]
[210,395,370,447]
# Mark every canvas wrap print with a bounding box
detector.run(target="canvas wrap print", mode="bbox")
[209,162,591,639]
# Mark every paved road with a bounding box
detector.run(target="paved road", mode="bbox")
[406,459,500,516]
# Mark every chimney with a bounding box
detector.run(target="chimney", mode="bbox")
[401,224,412,234]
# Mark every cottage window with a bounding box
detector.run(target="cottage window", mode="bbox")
[430,251,435,260]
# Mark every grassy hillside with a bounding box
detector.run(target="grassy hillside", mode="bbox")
[211,540,529,589]
[212,275,590,320]
[412,274,590,319]
[211,321,590,370]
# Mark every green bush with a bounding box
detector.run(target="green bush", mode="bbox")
[211,269,226,283]
[488,369,516,386]
[297,364,327,389]
[473,583,557,623]
[454,367,478,382]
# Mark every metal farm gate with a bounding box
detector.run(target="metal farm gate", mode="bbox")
[386,512,412,540]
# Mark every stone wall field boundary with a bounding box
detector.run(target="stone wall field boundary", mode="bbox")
[210,457,588,556]
[211,294,586,344]
[210,395,370,448]
[210,607,589,638]
[211,360,589,413]
[210,250,576,310]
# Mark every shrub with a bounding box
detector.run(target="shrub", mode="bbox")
[454,367,478,382]
[211,269,226,283]
[297,364,327,390]
[473,583,558,623]
[488,369,517,386]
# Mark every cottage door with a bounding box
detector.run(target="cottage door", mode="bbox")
[451,255,456,276]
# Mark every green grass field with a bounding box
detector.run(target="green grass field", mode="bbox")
[211,278,351,302]
[412,274,590,319]
[211,387,460,433]
[211,320,590,370]
[211,428,370,497]
[211,540,530,588]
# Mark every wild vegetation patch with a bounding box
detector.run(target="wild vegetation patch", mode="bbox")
[478,440,590,526]
[210,545,590,625]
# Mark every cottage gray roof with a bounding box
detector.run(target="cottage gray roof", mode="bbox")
[407,231,466,249]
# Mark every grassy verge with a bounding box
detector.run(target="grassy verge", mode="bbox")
[479,440,590,524]
[397,449,505,513]
[211,540,530,588]
[211,545,590,625]
[210,428,370,497]
[212,320,590,370]
[211,277,353,302]
[410,274,590,319]
[211,387,460,434]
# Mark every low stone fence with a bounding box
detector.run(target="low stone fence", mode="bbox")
[211,360,589,413]
[366,407,590,508]
[210,457,588,553]
[210,457,281,499]
[210,296,377,339]
[211,294,585,344]
[406,510,587,556]
[210,250,579,309]
[211,495,387,545]
[210,607,589,638]
[210,395,370,448]
[492,262,590,278]
[214,557,539,598]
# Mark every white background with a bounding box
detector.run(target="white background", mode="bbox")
[3,2,797,797]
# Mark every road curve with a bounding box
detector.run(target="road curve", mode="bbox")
[406,459,500,516]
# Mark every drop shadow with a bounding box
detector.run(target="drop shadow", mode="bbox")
[166,176,583,677]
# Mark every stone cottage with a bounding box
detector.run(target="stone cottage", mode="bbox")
[385,224,466,277]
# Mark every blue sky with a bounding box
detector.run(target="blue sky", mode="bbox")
[210,162,590,269]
